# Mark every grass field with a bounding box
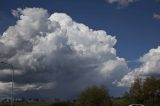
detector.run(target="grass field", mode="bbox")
[0,100,124,106]
[0,102,72,106]
[0,99,125,106]
[0,102,52,106]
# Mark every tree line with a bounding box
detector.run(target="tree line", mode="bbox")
[124,77,160,106]
[75,77,160,106]
[54,77,160,106]
[0,77,160,106]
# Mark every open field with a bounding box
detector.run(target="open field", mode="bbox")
[0,102,52,106]
[0,102,72,106]
[0,99,127,106]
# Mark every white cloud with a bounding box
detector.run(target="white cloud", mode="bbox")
[14,82,56,92]
[0,69,23,77]
[0,8,128,98]
[0,82,55,94]
[153,13,160,20]
[118,46,160,87]
[11,8,22,18]
[106,0,138,7]
[0,82,11,93]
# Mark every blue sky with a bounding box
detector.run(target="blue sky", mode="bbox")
[0,0,160,99]
[0,0,160,62]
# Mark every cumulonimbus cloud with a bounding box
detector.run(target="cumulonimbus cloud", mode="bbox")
[0,7,159,99]
[0,8,129,99]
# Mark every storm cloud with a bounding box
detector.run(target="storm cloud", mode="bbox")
[0,8,129,99]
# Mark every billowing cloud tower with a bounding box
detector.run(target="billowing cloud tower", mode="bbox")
[0,7,129,99]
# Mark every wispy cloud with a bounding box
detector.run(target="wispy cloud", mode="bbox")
[106,0,138,7]
[155,0,160,2]
[153,13,160,20]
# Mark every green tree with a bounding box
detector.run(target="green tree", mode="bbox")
[129,78,143,103]
[125,77,160,106]
[75,86,113,106]
[142,77,160,106]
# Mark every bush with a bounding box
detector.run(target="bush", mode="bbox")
[75,86,113,106]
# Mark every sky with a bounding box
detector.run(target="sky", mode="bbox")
[0,0,160,100]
